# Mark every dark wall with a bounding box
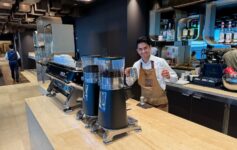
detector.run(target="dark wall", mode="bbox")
[19,31,35,69]
[0,34,13,41]
[75,0,127,58]
[75,0,155,100]
[127,0,153,66]
[75,0,154,66]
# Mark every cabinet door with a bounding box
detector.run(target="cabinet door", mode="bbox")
[228,104,237,138]
[167,89,191,120]
[191,94,225,132]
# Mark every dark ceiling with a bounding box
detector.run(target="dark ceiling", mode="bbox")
[0,0,103,34]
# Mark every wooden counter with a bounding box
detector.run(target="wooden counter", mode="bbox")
[26,96,237,150]
[167,83,237,101]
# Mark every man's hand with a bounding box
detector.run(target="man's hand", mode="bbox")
[161,69,170,79]
[124,67,131,77]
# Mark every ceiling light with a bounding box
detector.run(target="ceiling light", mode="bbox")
[75,0,93,3]
[19,3,31,12]
[0,2,12,9]
[2,2,11,7]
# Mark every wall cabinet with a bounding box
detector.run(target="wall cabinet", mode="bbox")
[166,87,191,120]
[190,94,225,132]
[167,85,225,132]
[228,104,237,138]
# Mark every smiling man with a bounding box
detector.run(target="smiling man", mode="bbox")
[125,36,178,110]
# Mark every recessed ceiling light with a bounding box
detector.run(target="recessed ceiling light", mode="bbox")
[75,0,93,2]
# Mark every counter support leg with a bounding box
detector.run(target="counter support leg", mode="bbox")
[222,103,230,134]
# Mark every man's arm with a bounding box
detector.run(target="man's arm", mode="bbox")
[5,52,8,60]
[16,51,20,59]
[162,59,178,83]
[125,63,139,86]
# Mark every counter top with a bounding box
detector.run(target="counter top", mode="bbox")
[167,82,237,100]
[26,96,237,150]
[171,66,194,71]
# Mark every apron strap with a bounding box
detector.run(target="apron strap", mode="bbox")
[140,61,154,69]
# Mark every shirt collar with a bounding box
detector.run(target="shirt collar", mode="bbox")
[141,55,155,64]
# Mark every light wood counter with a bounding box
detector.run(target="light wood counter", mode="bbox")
[26,96,237,150]
[184,84,237,99]
[167,83,237,101]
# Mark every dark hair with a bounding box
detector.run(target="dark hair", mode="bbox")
[136,36,151,46]
[9,44,14,49]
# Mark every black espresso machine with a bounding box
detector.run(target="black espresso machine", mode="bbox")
[92,57,141,143]
[46,61,83,112]
[76,55,100,127]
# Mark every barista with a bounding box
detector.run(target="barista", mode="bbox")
[125,36,178,110]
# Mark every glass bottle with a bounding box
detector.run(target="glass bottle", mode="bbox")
[233,21,237,43]
[162,24,167,41]
[189,20,195,39]
[219,21,225,43]
[225,21,233,44]
[166,22,172,41]
[182,23,188,40]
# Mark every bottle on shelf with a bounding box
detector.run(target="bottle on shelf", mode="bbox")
[233,21,237,43]
[189,20,195,39]
[162,24,167,41]
[219,21,225,43]
[225,21,233,44]
[166,22,175,41]
[182,23,188,40]
[192,19,199,39]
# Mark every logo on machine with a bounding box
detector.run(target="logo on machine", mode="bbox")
[99,91,106,111]
[60,71,66,77]
[84,84,88,101]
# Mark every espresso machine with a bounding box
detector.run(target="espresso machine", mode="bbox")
[93,56,141,143]
[46,61,83,112]
[76,55,100,127]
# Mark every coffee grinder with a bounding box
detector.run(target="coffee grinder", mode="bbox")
[76,55,100,128]
[94,56,141,143]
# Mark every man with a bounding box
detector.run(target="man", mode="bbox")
[223,48,237,71]
[5,44,20,82]
[125,36,178,110]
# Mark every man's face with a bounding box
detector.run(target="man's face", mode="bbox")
[137,42,151,61]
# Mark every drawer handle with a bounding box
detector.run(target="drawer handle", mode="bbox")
[181,93,190,96]
[193,95,202,99]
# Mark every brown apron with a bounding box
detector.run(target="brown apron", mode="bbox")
[138,61,168,107]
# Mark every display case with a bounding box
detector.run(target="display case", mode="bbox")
[44,24,75,57]
[177,15,204,41]
[203,0,237,46]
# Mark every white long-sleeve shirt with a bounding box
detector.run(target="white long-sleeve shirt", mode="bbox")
[5,49,20,60]
[126,55,178,90]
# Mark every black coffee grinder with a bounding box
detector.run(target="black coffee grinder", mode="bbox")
[94,57,141,143]
[76,55,100,127]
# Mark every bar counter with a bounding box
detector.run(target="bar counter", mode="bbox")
[168,82,237,101]
[26,95,237,150]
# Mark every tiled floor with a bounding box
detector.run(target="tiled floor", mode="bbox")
[0,59,42,150]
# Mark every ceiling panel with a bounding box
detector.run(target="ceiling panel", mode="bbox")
[0,0,15,4]
[18,2,31,12]
[0,2,12,10]
[34,1,47,13]
[22,0,40,4]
